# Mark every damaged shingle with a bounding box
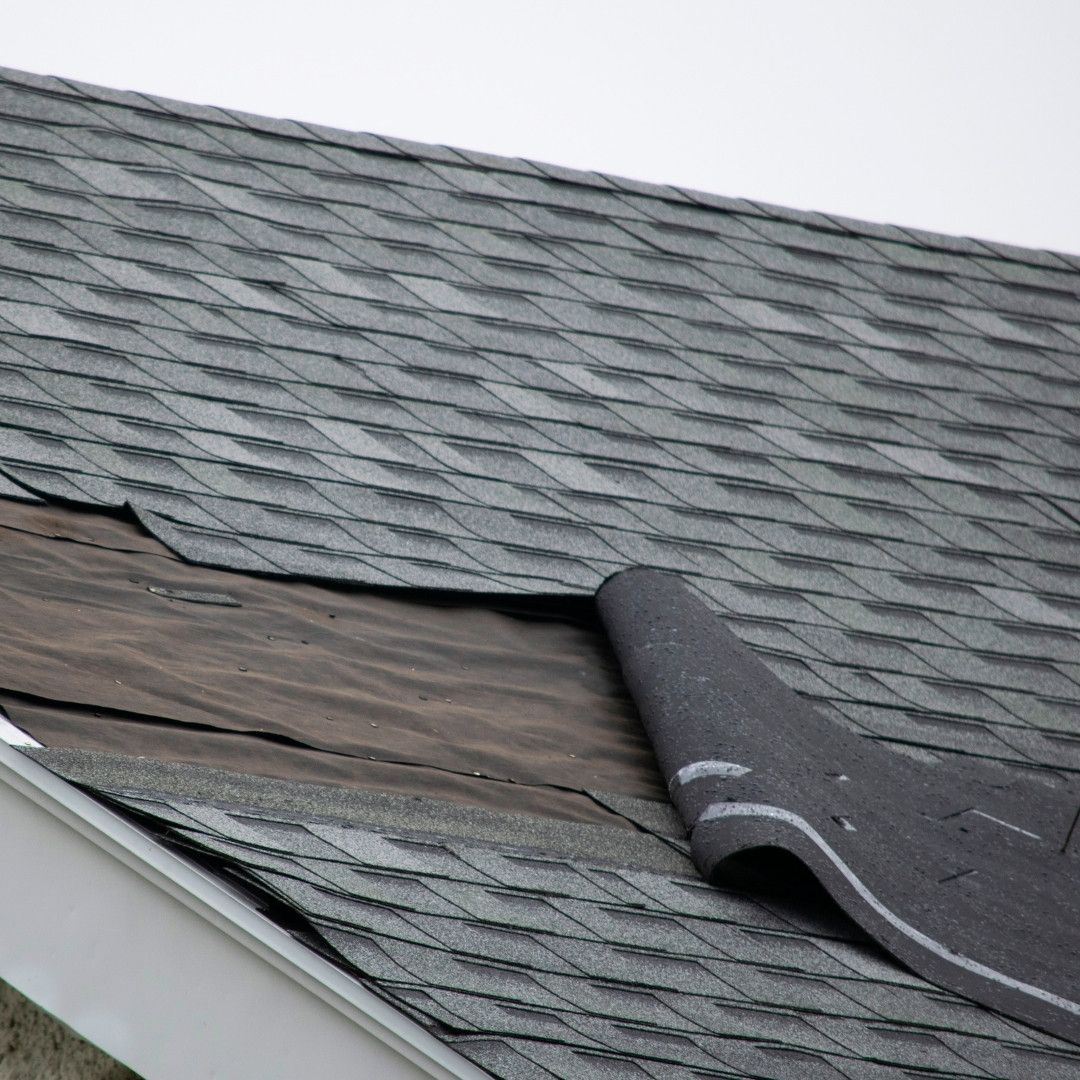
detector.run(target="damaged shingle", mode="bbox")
[29,749,1080,1080]
[2,64,1080,1079]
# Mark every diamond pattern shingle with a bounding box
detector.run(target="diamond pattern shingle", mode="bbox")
[105,787,1080,1080]
[2,65,1080,1077]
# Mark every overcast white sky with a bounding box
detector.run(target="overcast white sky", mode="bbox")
[4,1,1080,254]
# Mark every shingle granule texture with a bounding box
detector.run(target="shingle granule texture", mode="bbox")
[2,65,1080,1078]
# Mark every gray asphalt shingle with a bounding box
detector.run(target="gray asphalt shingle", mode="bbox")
[79,780,1080,1080]
[3,66,1080,1079]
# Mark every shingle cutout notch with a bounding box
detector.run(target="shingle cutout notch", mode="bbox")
[597,567,1080,1043]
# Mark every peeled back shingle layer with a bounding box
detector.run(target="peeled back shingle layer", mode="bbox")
[599,569,1080,1043]
[0,64,1079,1077]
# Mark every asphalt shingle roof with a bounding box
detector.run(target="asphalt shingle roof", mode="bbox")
[30,748,1080,1080]
[1,64,1080,1077]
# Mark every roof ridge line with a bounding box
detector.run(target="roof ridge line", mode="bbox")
[1,64,1077,272]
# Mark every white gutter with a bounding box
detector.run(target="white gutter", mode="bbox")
[0,739,491,1080]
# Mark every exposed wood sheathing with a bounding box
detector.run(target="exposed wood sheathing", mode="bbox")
[0,498,663,823]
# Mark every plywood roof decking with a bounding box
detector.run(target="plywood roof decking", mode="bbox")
[0,497,659,824]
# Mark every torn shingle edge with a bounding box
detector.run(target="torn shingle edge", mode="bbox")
[597,567,1080,1044]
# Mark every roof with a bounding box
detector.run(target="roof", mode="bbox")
[0,63,1079,1079]
[597,568,1080,1041]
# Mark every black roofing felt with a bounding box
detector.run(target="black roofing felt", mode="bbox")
[1,64,1080,1076]
[599,568,1080,1042]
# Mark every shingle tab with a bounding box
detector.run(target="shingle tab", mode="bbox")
[75,774,1080,1080]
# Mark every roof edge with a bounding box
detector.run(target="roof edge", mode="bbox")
[0,739,490,1080]
[1,63,1076,271]
[24,746,692,876]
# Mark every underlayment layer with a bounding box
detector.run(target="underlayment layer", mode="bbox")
[1,498,663,825]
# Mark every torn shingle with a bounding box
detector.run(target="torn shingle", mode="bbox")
[598,568,1080,1043]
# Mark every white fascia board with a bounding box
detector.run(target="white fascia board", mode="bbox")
[0,740,491,1080]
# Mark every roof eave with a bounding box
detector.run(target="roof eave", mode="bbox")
[0,739,488,1080]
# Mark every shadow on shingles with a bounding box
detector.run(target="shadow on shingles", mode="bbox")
[715,848,869,943]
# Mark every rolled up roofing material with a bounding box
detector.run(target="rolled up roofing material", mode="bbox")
[597,567,1080,1044]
